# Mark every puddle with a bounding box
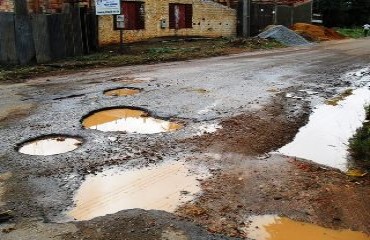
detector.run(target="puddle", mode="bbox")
[104,88,141,97]
[18,136,82,156]
[82,108,182,133]
[279,86,370,171]
[68,161,209,221]
[244,215,370,240]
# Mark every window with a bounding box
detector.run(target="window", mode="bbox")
[115,1,145,30]
[169,4,193,29]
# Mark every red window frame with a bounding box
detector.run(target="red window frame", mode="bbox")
[114,1,145,30]
[169,3,193,29]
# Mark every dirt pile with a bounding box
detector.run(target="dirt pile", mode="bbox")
[292,23,346,41]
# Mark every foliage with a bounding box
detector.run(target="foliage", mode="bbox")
[349,105,370,164]
[313,0,370,27]
[336,28,364,38]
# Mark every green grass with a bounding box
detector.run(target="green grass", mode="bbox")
[0,37,284,83]
[336,28,364,39]
[349,105,370,167]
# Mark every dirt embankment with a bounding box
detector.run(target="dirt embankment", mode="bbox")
[186,94,310,155]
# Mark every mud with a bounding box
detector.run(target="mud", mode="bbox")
[244,215,370,240]
[104,88,141,97]
[186,94,310,155]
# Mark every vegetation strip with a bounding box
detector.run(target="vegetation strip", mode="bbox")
[349,105,370,167]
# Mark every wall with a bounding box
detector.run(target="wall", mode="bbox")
[0,0,14,12]
[98,0,237,45]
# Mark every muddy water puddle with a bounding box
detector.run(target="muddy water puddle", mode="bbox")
[82,108,182,133]
[279,86,370,171]
[69,161,209,221]
[18,136,82,156]
[244,215,370,240]
[104,88,141,97]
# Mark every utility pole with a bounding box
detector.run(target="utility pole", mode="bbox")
[242,0,250,37]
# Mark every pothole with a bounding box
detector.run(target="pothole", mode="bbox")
[244,215,370,240]
[81,108,183,133]
[17,135,83,156]
[103,88,141,97]
[68,161,209,221]
[279,86,370,171]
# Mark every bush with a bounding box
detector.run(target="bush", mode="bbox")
[349,105,370,163]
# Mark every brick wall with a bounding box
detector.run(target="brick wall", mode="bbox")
[98,0,237,45]
[0,0,14,12]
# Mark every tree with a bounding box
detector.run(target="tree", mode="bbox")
[313,0,370,27]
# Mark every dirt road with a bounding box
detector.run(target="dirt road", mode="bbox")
[0,38,369,239]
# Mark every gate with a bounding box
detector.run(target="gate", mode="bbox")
[250,4,274,36]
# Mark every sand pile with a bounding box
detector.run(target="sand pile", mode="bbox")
[292,23,346,41]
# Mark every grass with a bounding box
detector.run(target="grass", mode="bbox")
[336,28,364,39]
[349,105,370,167]
[0,37,284,83]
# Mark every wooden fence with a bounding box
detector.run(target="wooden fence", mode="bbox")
[0,8,97,65]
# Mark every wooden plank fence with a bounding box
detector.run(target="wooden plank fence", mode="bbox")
[0,9,97,65]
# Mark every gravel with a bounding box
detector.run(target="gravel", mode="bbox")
[258,25,312,46]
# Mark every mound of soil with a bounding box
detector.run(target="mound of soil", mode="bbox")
[292,23,346,41]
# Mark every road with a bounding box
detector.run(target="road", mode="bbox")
[0,38,370,239]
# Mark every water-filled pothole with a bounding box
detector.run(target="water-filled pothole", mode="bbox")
[104,87,141,97]
[68,161,209,221]
[244,215,370,240]
[17,135,82,156]
[81,108,182,133]
[279,86,370,171]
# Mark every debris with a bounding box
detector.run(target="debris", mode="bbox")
[258,25,312,46]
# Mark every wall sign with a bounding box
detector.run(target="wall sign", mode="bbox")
[95,0,121,15]
[116,15,125,29]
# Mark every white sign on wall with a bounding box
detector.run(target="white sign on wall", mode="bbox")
[95,0,121,15]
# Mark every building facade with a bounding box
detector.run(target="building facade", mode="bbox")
[0,0,237,45]
[98,0,237,45]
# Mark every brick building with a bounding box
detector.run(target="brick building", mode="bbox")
[98,0,237,45]
[0,0,236,45]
